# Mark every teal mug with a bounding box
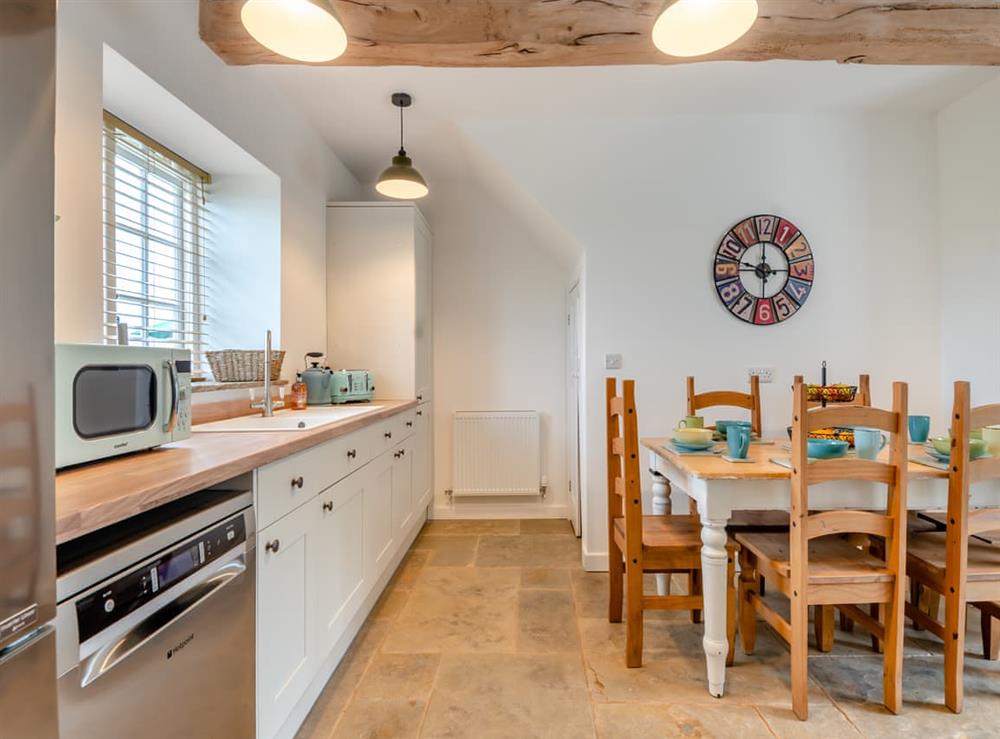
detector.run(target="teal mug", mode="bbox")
[854,427,887,460]
[727,426,751,459]
[908,415,931,444]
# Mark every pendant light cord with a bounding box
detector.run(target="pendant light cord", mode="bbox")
[398,104,406,157]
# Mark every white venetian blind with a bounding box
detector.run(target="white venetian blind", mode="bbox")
[102,111,211,373]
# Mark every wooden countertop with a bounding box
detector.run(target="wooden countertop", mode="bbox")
[55,400,417,544]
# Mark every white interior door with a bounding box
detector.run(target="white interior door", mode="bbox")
[566,284,582,536]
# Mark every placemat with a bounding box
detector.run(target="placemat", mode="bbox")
[722,455,754,464]
[909,454,949,471]
[660,443,723,456]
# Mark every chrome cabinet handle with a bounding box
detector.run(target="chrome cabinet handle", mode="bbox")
[265,540,280,553]
[416,410,423,417]
[291,476,304,489]
[417,394,423,401]
[384,431,392,439]
[400,449,406,457]
[347,449,357,459]
[322,501,334,512]
[406,421,413,428]
[393,451,400,459]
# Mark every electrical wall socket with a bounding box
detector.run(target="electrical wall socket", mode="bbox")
[748,367,774,383]
[605,353,623,370]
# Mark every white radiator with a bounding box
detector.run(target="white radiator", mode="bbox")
[451,411,541,497]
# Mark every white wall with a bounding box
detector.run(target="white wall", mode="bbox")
[462,112,942,564]
[938,75,1000,409]
[54,0,360,375]
[426,178,570,518]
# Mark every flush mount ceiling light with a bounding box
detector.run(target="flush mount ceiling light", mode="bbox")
[652,0,759,57]
[240,0,348,63]
[375,93,429,201]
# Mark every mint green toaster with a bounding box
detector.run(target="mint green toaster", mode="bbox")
[330,369,375,404]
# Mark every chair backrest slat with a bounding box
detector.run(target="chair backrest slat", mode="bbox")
[970,403,1000,431]
[807,458,896,486]
[687,375,762,436]
[806,510,893,541]
[806,406,897,434]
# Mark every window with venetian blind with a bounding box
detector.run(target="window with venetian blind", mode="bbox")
[102,112,211,372]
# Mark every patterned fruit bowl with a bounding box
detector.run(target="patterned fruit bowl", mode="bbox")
[806,384,858,403]
[786,426,856,447]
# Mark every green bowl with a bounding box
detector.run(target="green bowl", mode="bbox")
[929,436,989,458]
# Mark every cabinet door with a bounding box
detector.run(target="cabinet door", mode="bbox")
[257,502,317,739]
[313,474,367,656]
[414,220,432,404]
[391,443,414,537]
[413,404,432,512]
[365,453,395,581]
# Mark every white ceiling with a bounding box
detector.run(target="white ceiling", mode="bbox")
[240,62,998,187]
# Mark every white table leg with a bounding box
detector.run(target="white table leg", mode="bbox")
[700,515,730,697]
[650,471,672,596]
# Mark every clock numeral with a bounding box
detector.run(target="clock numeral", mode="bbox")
[774,218,799,248]
[785,278,813,305]
[773,292,799,320]
[755,215,776,242]
[718,234,745,261]
[732,291,756,321]
[785,234,811,260]
[789,260,814,281]
[754,298,775,325]
[717,280,742,305]
[714,259,739,280]
[732,218,756,247]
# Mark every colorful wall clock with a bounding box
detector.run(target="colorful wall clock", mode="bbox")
[713,214,815,326]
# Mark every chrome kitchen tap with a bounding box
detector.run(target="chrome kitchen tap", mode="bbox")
[250,329,284,417]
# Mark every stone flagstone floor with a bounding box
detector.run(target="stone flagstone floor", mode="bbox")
[296,519,1000,738]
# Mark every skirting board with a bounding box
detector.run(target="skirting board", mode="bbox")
[274,506,428,739]
[583,548,609,572]
[432,502,568,520]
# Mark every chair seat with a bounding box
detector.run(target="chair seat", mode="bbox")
[726,510,789,532]
[908,531,1000,582]
[735,532,893,585]
[613,515,703,552]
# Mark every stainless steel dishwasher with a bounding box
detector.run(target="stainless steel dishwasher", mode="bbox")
[56,490,256,739]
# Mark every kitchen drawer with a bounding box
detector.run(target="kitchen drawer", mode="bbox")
[367,416,398,457]
[256,430,366,529]
[394,409,417,441]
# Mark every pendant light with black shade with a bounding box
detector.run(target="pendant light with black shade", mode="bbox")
[376,93,429,201]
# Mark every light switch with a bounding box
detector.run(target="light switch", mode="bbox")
[605,353,623,370]
[748,367,774,383]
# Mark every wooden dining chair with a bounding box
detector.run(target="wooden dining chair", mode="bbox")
[737,376,908,720]
[904,380,1000,713]
[607,377,738,668]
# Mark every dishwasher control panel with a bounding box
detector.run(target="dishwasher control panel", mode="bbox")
[75,514,246,643]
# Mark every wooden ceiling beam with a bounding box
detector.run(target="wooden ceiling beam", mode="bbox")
[199,1,1000,67]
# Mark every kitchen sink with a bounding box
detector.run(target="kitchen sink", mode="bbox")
[192,405,384,433]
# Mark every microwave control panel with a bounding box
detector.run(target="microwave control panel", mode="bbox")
[174,359,192,436]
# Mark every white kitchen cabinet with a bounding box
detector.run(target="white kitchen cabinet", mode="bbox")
[413,404,432,511]
[256,500,318,739]
[391,441,414,537]
[326,202,433,405]
[312,474,367,657]
[364,451,395,582]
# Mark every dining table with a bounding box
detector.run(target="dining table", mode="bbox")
[641,436,1000,699]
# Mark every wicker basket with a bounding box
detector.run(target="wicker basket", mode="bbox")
[206,350,285,383]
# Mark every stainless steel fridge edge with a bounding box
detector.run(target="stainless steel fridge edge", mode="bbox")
[0,0,59,737]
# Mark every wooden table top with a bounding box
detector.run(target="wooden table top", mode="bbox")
[641,438,949,482]
[55,400,417,544]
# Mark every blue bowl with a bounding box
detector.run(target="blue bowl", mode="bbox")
[807,438,849,459]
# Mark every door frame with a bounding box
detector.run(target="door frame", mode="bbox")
[566,281,583,537]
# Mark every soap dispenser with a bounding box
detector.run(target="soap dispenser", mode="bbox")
[291,373,308,410]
